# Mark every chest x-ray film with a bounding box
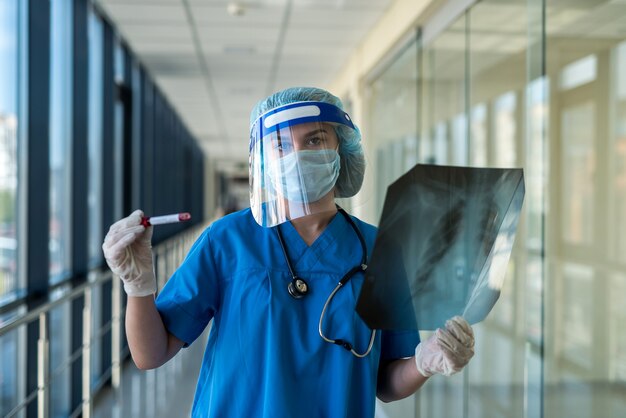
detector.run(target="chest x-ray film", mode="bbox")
[356,164,525,331]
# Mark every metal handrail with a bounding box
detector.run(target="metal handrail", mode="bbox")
[0,222,208,418]
[0,271,110,337]
[0,224,204,337]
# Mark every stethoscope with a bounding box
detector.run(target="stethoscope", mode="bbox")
[275,206,377,358]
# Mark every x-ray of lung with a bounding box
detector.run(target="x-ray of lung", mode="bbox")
[356,164,525,331]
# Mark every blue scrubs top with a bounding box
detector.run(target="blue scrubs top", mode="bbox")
[156,208,420,418]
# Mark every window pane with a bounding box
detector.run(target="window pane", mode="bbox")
[560,263,594,369]
[560,101,595,245]
[0,0,19,297]
[49,290,71,417]
[493,91,518,167]
[610,41,626,262]
[611,272,626,382]
[470,103,487,166]
[546,0,626,416]
[559,55,597,91]
[451,113,467,165]
[416,15,468,418]
[467,1,529,417]
[0,308,26,417]
[368,39,418,222]
[114,39,125,220]
[421,17,466,167]
[90,281,103,386]
[88,8,103,264]
[526,77,548,251]
[49,0,73,280]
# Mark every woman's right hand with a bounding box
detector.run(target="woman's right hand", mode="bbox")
[102,209,156,297]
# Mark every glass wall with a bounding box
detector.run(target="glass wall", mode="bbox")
[49,288,71,417]
[368,38,419,221]
[367,0,626,417]
[87,6,104,265]
[544,0,626,416]
[0,0,206,415]
[0,3,24,415]
[417,12,471,418]
[466,2,534,418]
[48,3,73,414]
[0,0,20,300]
[49,0,73,282]
[113,38,125,221]
[422,16,468,168]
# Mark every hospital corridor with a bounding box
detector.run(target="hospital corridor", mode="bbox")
[1,0,626,417]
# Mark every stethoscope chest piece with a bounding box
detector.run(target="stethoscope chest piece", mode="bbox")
[288,277,309,299]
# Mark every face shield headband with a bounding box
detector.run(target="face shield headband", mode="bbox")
[248,101,357,228]
[249,101,356,152]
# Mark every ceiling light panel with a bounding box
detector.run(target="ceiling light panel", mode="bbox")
[191,4,286,25]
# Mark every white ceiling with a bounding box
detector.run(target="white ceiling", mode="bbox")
[96,0,395,163]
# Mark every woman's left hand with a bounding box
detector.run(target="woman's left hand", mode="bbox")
[414,316,475,377]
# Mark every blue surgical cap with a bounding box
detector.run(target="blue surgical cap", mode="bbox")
[250,87,365,198]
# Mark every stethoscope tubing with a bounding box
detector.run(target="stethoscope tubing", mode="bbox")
[275,206,376,357]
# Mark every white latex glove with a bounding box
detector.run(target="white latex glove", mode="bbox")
[414,316,475,377]
[102,209,156,297]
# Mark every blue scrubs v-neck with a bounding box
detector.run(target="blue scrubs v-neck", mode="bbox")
[277,210,350,273]
[155,208,420,418]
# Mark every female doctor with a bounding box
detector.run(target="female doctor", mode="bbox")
[102,87,475,418]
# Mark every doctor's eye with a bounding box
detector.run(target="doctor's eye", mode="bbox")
[303,129,330,148]
[305,136,323,147]
[273,141,293,153]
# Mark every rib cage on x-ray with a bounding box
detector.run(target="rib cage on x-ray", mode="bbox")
[356,164,525,331]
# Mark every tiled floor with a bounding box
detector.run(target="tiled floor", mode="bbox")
[91,327,626,418]
[92,330,208,418]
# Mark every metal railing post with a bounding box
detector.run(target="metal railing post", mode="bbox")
[37,313,49,418]
[82,288,92,418]
[111,277,121,389]
[0,224,207,418]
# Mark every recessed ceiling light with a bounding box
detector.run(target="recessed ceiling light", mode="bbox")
[227,3,246,17]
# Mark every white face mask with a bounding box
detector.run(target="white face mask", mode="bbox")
[267,149,340,203]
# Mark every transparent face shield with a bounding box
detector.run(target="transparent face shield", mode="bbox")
[249,101,357,227]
